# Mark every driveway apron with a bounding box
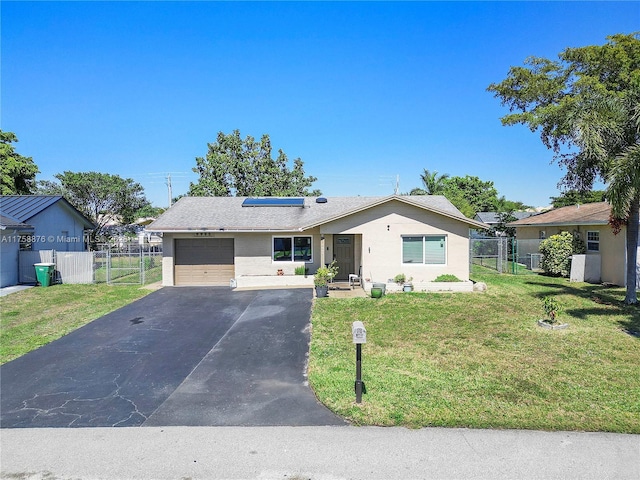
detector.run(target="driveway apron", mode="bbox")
[0,288,345,428]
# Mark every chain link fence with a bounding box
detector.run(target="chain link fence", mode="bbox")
[470,237,543,275]
[94,244,162,285]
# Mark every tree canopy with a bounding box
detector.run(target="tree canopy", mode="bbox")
[550,190,606,208]
[189,130,320,197]
[409,172,504,217]
[488,32,640,303]
[0,130,39,195]
[44,171,149,233]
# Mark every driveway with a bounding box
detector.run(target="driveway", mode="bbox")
[0,287,345,428]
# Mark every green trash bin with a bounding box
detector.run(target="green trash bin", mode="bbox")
[34,262,55,287]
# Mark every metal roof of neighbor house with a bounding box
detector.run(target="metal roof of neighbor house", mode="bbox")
[0,195,95,228]
[475,211,536,224]
[507,202,611,227]
[0,213,33,231]
[147,195,489,232]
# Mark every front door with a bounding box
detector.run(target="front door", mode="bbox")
[333,235,354,281]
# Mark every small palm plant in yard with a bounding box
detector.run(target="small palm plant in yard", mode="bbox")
[542,296,562,323]
[308,272,640,433]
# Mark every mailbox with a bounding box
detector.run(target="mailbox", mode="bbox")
[352,321,366,344]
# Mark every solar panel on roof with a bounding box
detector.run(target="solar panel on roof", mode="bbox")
[242,197,305,207]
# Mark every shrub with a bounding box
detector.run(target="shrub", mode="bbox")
[542,296,562,323]
[294,266,307,276]
[314,261,338,287]
[394,273,406,284]
[433,274,461,282]
[539,231,584,277]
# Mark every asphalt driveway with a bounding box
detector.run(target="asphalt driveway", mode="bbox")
[0,287,345,428]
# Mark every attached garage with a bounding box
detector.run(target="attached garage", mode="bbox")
[174,238,234,286]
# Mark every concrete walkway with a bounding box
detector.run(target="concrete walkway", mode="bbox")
[1,426,638,479]
[0,284,34,297]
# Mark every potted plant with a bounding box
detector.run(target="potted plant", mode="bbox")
[314,261,338,298]
[393,273,406,285]
[539,296,569,329]
[394,273,413,292]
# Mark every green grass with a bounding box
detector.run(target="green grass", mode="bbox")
[0,283,153,364]
[309,273,640,433]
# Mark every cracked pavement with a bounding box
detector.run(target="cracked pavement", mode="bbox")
[1,287,345,428]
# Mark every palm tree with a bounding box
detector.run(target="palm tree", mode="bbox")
[419,169,450,195]
[575,93,640,303]
[606,144,640,304]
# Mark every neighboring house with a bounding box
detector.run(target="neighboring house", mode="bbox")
[147,195,488,291]
[0,196,95,287]
[474,211,536,236]
[508,202,631,286]
[0,213,34,287]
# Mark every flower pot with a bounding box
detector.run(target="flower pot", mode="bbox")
[403,284,413,292]
[315,285,329,298]
[371,287,383,298]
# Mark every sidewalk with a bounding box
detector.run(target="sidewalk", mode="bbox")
[2,426,638,480]
[0,284,34,297]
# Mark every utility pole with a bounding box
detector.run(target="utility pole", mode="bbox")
[166,173,173,208]
[394,174,400,195]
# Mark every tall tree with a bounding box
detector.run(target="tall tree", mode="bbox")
[409,172,501,217]
[496,196,532,212]
[52,171,149,233]
[419,169,450,195]
[442,175,499,214]
[189,130,319,197]
[0,130,39,195]
[488,33,640,303]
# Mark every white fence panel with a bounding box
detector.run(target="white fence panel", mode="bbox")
[56,252,94,284]
[19,250,54,284]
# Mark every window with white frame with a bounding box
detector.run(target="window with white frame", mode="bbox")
[402,235,446,265]
[273,236,312,262]
[587,231,600,252]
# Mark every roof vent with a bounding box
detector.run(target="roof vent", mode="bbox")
[316,197,328,204]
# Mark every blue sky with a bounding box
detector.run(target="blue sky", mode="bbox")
[2,1,638,209]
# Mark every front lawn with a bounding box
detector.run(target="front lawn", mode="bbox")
[309,273,640,433]
[0,284,153,364]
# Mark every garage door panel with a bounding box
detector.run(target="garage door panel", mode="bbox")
[175,239,234,286]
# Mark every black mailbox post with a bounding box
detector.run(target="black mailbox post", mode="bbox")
[352,321,367,403]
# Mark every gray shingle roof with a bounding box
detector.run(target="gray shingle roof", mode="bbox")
[148,195,489,232]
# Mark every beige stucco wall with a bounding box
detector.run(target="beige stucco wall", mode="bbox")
[515,224,626,286]
[320,200,471,283]
[160,200,474,286]
[161,229,322,286]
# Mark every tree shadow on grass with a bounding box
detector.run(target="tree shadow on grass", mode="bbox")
[524,277,640,338]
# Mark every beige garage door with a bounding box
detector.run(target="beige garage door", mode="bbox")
[174,238,235,286]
